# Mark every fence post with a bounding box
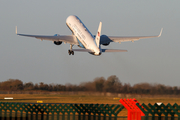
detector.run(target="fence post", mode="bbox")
[30,112,33,120]
[40,111,44,120]
[46,112,49,120]
[26,111,28,120]
[4,109,7,120]
[0,103,1,120]
[10,109,12,120]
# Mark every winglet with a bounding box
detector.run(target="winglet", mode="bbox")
[15,26,18,34]
[158,28,163,37]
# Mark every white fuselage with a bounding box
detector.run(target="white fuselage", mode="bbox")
[66,15,101,55]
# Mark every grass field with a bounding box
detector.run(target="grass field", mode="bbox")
[0,94,180,105]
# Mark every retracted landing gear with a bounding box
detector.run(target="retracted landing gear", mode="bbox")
[68,44,74,55]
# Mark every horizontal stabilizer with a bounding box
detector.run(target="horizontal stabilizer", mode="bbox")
[72,49,93,52]
[102,49,127,52]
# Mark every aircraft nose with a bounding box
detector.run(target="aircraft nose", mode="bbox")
[94,52,101,56]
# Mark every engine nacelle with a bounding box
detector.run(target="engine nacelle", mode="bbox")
[54,41,62,45]
[100,35,111,46]
[102,42,110,46]
[53,34,62,45]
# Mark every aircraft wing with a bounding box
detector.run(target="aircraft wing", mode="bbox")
[100,28,163,44]
[16,27,79,45]
[17,34,79,45]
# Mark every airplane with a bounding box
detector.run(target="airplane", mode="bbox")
[16,15,163,56]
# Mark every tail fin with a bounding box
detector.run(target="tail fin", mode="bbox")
[95,22,102,48]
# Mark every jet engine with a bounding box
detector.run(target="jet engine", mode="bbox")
[53,34,62,45]
[100,35,111,46]
[54,41,62,45]
[102,42,110,46]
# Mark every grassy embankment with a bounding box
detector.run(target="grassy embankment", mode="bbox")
[0,94,180,104]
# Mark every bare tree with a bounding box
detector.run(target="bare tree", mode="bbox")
[24,82,34,90]
[93,77,105,92]
[0,79,23,91]
[103,75,122,92]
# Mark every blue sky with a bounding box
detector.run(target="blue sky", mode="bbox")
[0,1,180,86]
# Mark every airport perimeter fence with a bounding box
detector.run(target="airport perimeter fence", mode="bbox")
[1,102,180,120]
[0,102,126,120]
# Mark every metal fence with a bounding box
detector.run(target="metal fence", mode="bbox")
[0,113,128,120]
[137,103,180,120]
[1,102,180,120]
[0,102,125,120]
[142,116,179,120]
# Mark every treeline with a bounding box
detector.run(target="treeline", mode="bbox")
[0,75,179,95]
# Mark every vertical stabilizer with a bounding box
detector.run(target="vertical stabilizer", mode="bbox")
[95,22,102,48]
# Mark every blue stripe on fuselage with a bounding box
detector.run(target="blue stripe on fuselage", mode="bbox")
[66,23,85,48]
[77,37,85,48]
